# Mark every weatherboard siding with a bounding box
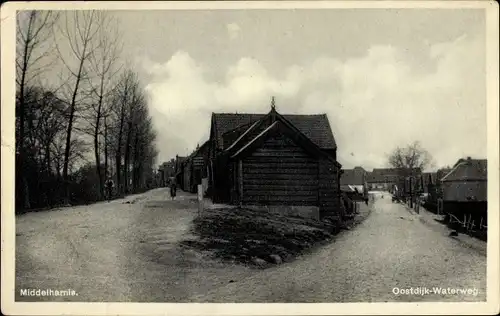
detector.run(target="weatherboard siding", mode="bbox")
[241,134,319,206]
[442,181,487,202]
[319,157,341,219]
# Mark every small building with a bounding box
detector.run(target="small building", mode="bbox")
[367,168,421,191]
[208,102,342,220]
[340,167,367,186]
[174,155,187,189]
[181,141,210,193]
[158,159,176,187]
[441,157,487,202]
[439,157,487,226]
[340,166,367,199]
[182,156,192,192]
[424,168,452,210]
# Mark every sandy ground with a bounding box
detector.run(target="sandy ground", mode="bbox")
[191,192,486,303]
[15,188,255,302]
[15,190,486,302]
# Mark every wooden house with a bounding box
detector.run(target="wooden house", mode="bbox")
[424,168,452,211]
[440,158,487,223]
[182,156,192,192]
[340,167,367,186]
[174,155,187,189]
[208,104,342,220]
[441,157,487,202]
[366,168,398,191]
[181,141,210,193]
[340,166,367,200]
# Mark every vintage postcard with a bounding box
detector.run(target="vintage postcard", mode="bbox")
[1,1,499,315]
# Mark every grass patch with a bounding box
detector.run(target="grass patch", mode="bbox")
[181,207,341,268]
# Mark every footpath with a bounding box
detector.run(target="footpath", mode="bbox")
[399,198,486,256]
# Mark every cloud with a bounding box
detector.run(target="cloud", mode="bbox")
[226,23,241,40]
[142,33,485,171]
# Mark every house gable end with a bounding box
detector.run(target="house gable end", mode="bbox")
[231,120,336,164]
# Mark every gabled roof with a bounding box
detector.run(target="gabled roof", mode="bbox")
[175,156,187,169]
[436,168,452,181]
[229,118,340,166]
[212,112,337,150]
[340,168,366,185]
[341,184,363,192]
[231,121,279,158]
[224,120,260,153]
[441,158,487,182]
[190,140,210,157]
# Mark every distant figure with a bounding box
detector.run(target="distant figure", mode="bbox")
[105,178,114,202]
[170,177,177,200]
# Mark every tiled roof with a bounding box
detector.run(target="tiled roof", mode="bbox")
[442,159,487,182]
[371,167,422,175]
[366,167,422,183]
[340,168,366,185]
[212,112,337,150]
[190,140,210,157]
[436,168,452,181]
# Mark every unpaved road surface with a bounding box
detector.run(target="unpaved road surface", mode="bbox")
[15,188,254,302]
[192,193,486,303]
[15,190,486,302]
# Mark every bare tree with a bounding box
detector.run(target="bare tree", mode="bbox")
[55,10,102,203]
[110,70,138,196]
[84,14,123,198]
[16,10,59,209]
[14,11,158,210]
[123,82,146,193]
[131,106,158,191]
[387,141,434,172]
[388,141,434,208]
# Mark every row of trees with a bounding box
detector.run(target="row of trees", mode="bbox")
[16,10,158,212]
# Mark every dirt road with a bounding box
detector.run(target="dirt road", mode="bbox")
[15,190,486,302]
[191,193,486,302]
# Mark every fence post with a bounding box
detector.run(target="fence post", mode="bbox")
[197,184,203,215]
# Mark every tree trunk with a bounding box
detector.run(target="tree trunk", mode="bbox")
[104,117,108,180]
[132,130,140,192]
[123,121,133,194]
[17,28,31,210]
[62,53,86,204]
[94,126,102,199]
[45,143,51,176]
[115,112,125,196]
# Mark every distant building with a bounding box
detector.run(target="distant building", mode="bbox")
[158,160,176,187]
[441,157,487,203]
[366,167,422,191]
[340,166,367,196]
[340,166,366,185]
[180,141,210,193]
[174,155,187,188]
[440,157,487,224]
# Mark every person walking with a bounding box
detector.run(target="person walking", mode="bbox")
[105,178,114,202]
[170,177,177,200]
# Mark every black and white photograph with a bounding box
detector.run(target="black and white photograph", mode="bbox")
[1,1,499,315]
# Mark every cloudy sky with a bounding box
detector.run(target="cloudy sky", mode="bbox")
[112,8,486,171]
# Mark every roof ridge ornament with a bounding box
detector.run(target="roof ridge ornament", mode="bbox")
[270,96,277,122]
